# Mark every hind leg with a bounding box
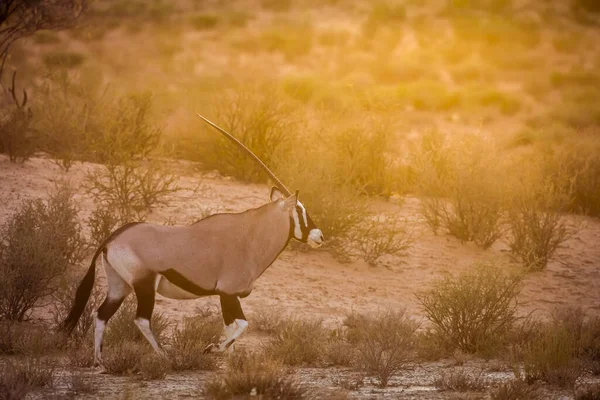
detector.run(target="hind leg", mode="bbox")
[133,274,163,354]
[205,295,248,353]
[95,255,132,367]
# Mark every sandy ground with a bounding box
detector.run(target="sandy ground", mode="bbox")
[1,154,599,399]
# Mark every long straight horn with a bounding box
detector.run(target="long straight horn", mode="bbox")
[196,113,292,196]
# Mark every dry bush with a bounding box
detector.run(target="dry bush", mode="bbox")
[0,357,55,398]
[168,315,221,371]
[85,161,178,221]
[138,353,170,380]
[51,280,103,342]
[103,297,171,345]
[0,184,87,321]
[416,263,522,354]
[102,340,147,375]
[576,385,600,400]
[434,369,487,392]
[183,87,295,183]
[0,322,63,356]
[204,350,305,399]
[489,379,543,400]
[326,122,396,196]
[265,319,327,366]
[414,132,504,248]
[0,75,35,164]
[518,321,582,388]
[250,306,286,334]
[67,342,94,368]
[505,173,574,270]
[345,310,419,388]
[87,205,124,247]
[324,335,355,367]
[67,371,96,395]
[346,213,414,267]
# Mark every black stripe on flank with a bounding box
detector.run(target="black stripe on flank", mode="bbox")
[160,269,217,297]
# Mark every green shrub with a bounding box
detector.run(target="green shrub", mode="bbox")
[266,319,327,366]
[0,184,87,321]
[345,310,418,388]
[204,351,305,399]
[416,263,522,354]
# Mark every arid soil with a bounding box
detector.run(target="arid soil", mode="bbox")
[1,154,599,399]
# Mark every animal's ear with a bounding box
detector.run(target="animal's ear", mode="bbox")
[281,191,298,212]
[270,186,284,202]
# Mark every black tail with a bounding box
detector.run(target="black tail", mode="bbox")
[61,222,142,335]
[61,246,103,334]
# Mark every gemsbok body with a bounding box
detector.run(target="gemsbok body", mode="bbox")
[62,114,324,366]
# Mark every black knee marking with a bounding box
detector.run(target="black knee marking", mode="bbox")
[220,295,246,326]
[134,275,156,321]
[225,339,236,349]
[97,296,125,322]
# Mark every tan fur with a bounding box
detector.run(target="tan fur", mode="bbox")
[105,200,292,296]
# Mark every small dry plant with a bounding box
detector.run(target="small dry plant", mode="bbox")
[505,174,575,270]
[0,71,36,163]
[168,315,221,371]
[265,318,327,366]
[250,306,286,334]
[433,368,487,392]
[489,378,543,400]
[103,297,171,345]
[345,310,419,388]
[51,280,103,342]
[0,184,87,321]
[102,340,147,375]
[346,213,414,267]
[85,161,178,221]
[416,263,522,354]
[415,132,505,248]
[0,357,55,398]
[204,350,305,399]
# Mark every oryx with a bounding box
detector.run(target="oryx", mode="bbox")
[62,114,324,366]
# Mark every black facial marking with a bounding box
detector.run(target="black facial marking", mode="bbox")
[133,274,157,321]
[220,295,246,326]
[96,296,126,322]
[160,268,217,297]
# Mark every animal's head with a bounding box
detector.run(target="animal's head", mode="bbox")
[196,113,325,249]
[269,187,324,248]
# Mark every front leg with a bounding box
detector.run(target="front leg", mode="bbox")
[204,295,248,353]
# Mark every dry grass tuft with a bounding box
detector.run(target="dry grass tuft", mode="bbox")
[434,369,488,392]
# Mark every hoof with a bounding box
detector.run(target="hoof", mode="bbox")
[203,343,215,354]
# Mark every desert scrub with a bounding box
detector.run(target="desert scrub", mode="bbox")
[168,315,221,371]
[414,131,505,248]
[433,369,487,392]
[0,358,55,398]
[505,171,575,270]
[0,184,87,321]
[85,161,178,220]
[416,263,522,354]
[183,86,296,184]
[204,351,305,399]
[345,310,419,388]
[102,341,147,375]
[345,213,414,267]
[0,321,64,356]
[489,378,543,400]
[43,51,85,69]
[103,298,171,346]
[265,319,327,366]
[250,306,286,334]
[0,72,36,163]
